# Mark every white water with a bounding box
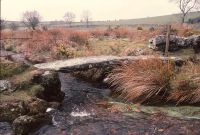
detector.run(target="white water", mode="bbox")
[70,108,95,117]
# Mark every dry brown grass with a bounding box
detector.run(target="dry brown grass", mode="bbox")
[2,26,192,62]
[168,62,200,104]
[68,30,89,45]
[107,59,174,103]
[90,28,107,38]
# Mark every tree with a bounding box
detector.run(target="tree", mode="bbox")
[170,0,200,23]
[9,22,18,31]
[22,10,41,30]
[81,10,92,28]
[63,12,76,27]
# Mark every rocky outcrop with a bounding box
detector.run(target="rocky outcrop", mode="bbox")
[193,35,200,53]
[0,100,29,122]
[0,98,58,122]
[0,98,59,135]
[32,71,65,102]
[149,35,200,52]
[12,114,51,135]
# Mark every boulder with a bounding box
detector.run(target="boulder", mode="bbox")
[0,80,12,92]
[27,98,51,115]
[149,34,200,53]
[149,35,182,52]
[192,35,200,54]
[0,100,28,122]
[12,114,51,135]
[32,71,65,102]
[0,98,57,122]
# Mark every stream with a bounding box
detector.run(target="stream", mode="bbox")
[34,73,200,135]
[1,73,200,135]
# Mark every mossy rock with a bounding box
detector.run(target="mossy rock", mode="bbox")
[0,100,29,122]
[26,98,50,115]
[12,114,52,135]
[0,59,29,79]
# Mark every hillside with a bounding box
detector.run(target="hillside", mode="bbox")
[4,11,200,28]
[116,11,200,25]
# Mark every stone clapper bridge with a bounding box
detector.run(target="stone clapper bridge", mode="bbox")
[34,55,184,72]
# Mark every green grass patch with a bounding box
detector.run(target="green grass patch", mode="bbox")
[169,48,200,59]
[0,91,32,102]
[0,59,29,79]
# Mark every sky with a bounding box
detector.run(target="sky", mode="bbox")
[1,0,180,21]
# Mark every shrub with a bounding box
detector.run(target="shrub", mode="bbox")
[170,28,178,35]
[4,43,17,52]
[113,28,131,38]
[54,44,74,58]
[149,27,155,32]
[48,29,65,45]
[137,26,143,31]
[68,31,89,45]
[9,23,18,31]
[107,59,174,103]
[90,29,105,38]
[168,62,200,104]
[42,25,48,31]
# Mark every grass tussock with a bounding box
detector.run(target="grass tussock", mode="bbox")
[108,59,200,105]
[168,62,200,104]
[107,59,174,103]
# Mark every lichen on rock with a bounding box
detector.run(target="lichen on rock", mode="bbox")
[12,114,52,135]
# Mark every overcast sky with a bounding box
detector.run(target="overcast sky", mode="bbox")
[1,0,180,21]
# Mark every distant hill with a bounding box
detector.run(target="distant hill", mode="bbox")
[4,11,200,29]
[92,11,200,26]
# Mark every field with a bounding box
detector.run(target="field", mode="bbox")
[1,24,200,63]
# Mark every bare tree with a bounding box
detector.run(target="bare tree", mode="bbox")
[9,22,18,31]
[22,10,41,30]
[63,12,76,27]
[170,0,200,23]
[81,10,92,28]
